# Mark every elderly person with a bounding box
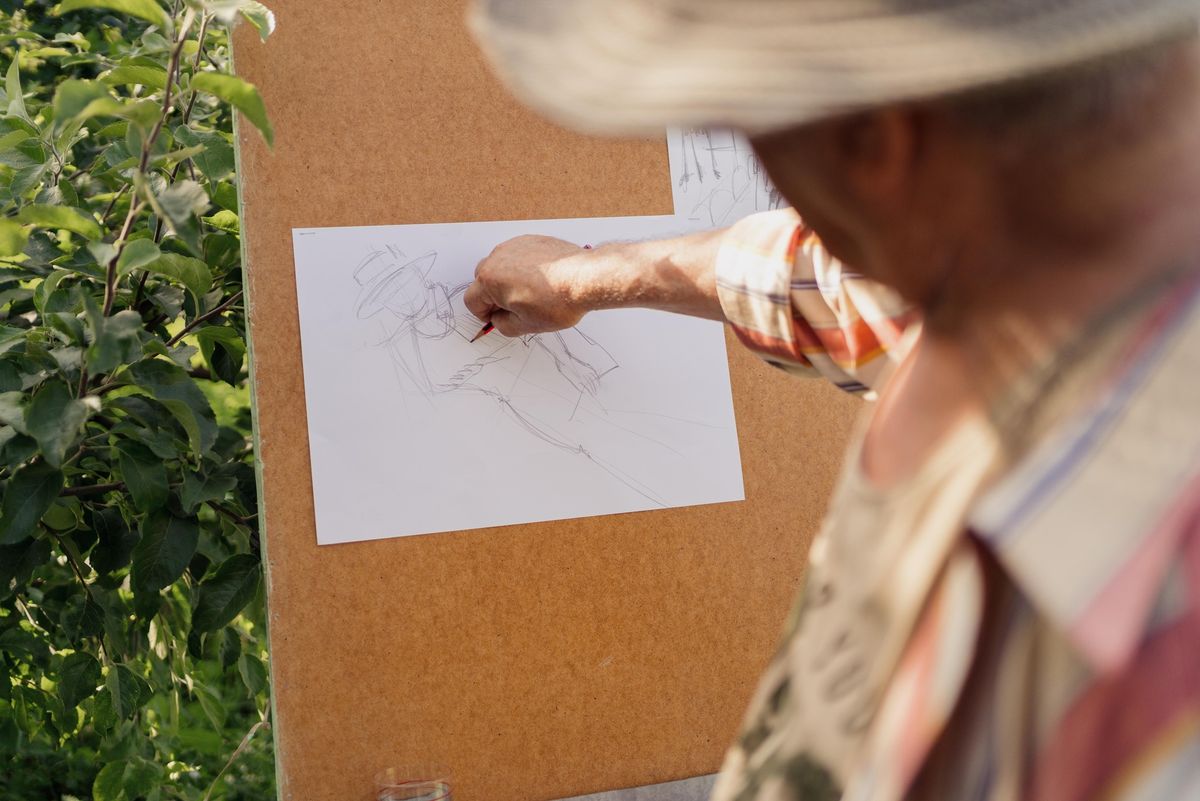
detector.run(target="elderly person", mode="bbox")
[465,3,1200,800]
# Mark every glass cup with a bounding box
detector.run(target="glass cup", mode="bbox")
[375,765,452,801]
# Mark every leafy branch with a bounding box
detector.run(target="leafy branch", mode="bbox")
[102,8,196,317]
[0,2,277,799]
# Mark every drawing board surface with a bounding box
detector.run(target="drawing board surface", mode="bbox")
[291,132,779,543]
[233,3,862,800]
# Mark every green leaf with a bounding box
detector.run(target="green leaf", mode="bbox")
[123,757,160,799]
[151,143,206,168]
[91,688,118,734]
[0,626,49,664]
[192,553,260,632]
[25,381,90,467]
[130,359,217,453]
[196,326,245,385]
[240,1,276,41]
[52,30,92,51]
[176,725,222,751]
[202,208,239,233]
[87,240,119,269]
[190,72,273,146]
[117,441,168,511]
[156,178,209,228]
[5,59,27,121]
[35,270,75,316]
[55,0,171,28]
[0,536,51,589]
[0,433,37,469]
[209,180,239,212]
[194,0,276,39]
[218,625,242,667]
[101,65,168,91]
[0,129,32,150]
[192,680,226,730]
[17,204,103,241]
[0,392,27,433]
[141,252,212,301]
[51,79,125,131]
[86,309,144,374]
[115,238,160,275]
[237,652,267,695]
[120,97,161,131]
[181,468,237,511]
[105,663,152,720]
[43,497,80,530]
[0,220,29,258]
[130,513,198,593]
[0,462,64,544]
[88,507,138,575]
[59,651,102,709]
[25,46,72,58]
[0,364,20,394]
[93,761,127,801]
[61,592,104,641]
[173,126,235,179]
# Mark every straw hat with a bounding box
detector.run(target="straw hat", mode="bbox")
[469,0,1200,135]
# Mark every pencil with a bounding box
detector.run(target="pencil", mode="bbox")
[469,321,495,342]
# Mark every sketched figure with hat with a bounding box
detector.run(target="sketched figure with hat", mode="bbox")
[352,245,672,506]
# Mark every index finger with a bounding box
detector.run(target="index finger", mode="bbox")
[463,279,497,323]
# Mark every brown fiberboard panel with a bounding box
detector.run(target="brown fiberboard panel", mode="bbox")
[232,2,861,800]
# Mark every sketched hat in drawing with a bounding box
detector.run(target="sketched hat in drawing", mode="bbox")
[352,248,456,338]
[468,0,1200,135]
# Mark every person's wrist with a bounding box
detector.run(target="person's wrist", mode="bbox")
[551,247,612,313]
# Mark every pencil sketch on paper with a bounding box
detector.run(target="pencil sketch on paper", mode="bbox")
[293,129,752,543]
[351,244,710,508]
[674,128,786,226]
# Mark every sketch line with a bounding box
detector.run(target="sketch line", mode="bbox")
[350,245,690,503]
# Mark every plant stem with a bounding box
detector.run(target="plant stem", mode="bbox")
[102,197,144,315]
[99,185,128,225]
[210,501,256,525]
[101,8,197,316]
[167,289,242,346]
[50,530,110,663]
[180,14,210,127]
[60,481,124,497]
[132,269,151,311]
[201,709,270,801]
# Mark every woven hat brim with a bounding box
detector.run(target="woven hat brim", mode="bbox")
[470,0,1200,136]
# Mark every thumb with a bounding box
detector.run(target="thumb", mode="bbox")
[487,309,528,338]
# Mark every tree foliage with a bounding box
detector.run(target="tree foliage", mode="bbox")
[0,1,274,798]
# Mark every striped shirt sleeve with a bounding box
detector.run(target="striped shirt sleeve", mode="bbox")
[715,208,917,395]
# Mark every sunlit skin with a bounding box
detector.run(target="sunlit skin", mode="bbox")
[465,42,1200,487]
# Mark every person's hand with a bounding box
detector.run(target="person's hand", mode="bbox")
[465,235,592,336]
[465,228,729,335]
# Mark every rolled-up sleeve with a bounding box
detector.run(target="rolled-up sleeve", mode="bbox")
[715,208,918,395]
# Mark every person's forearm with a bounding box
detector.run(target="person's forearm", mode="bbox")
[466,229,730,336]
[560,229,728,322]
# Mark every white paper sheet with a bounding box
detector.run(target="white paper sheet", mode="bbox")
[291,131,780,543]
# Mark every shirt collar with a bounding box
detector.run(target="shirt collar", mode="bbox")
[969,279,1200,673]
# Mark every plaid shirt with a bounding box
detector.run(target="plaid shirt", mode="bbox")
[711,209,1200,801]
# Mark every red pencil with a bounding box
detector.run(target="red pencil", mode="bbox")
[469,321,495,342]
